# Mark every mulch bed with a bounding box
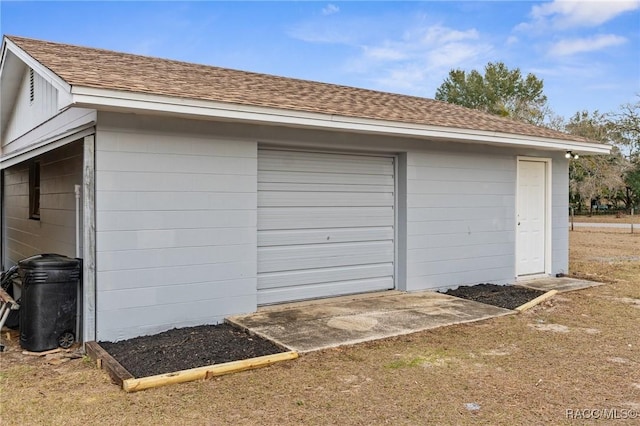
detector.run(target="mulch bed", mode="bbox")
[444,283,545,310]
[99,323,285,378]
[99,284,546,378]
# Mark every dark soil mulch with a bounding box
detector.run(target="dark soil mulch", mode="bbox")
[99,323,285,378]
[444,284,545,310]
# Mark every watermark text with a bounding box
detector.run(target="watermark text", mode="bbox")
[566,408,638,420]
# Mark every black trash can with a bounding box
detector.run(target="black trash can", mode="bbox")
[18,254,80,352]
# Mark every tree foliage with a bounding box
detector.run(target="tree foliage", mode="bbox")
[609,97,640,159]
[435,62,548,125]
[565,104,640,211]
[435,63,639,211]
[565,110,613,142]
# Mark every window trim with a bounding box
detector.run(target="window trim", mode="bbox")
[29,161,40,220]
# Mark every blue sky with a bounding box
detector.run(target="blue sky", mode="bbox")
[1,1,639,119]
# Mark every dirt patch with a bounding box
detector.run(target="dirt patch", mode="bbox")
[571,214,640,224]
[99,323,285,378]
[444,283,545,310]
[528,323,570,333]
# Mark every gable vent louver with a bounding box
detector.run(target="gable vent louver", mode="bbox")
[29,68,35,104]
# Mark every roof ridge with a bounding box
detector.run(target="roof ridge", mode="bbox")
[6,35,442,103]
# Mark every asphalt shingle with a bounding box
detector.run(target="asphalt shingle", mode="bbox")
[7,35,590,143]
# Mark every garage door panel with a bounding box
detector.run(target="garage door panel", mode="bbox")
[259,149,392,164]
[259,241,394,273]
[258,207,394,230]
[259,182,394,193]
[259,191,394,207]
[257,149,395,304]
[259,151,394,175]
[257,277,394,305]
[258,227,394,247]
[258,263,394,289]
[259,171,394,186]
[259,162,393,176]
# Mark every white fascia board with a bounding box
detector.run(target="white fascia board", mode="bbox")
[0,107,96,169]
[0,127,95,170]
[2,38,73,109]
[0,44,24,134]
[71,86,611,154]
[0,38,11,76]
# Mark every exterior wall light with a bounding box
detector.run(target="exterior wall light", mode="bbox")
[565,151,579,159]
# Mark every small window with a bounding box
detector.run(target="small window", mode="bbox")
[29,161,40,220]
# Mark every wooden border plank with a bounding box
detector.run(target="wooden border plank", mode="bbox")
[85,341,134,386]
[515,290,558,313]
[123,350,298,393]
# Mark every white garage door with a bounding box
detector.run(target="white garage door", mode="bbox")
[257,149,395,305]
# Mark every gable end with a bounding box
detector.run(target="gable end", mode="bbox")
[3,66,59,146]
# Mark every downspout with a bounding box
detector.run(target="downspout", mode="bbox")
[75,185,81,258]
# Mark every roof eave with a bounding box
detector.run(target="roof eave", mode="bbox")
[71,86,611,155]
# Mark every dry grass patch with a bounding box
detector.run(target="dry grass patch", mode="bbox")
[1,229,639,425]
[571,214,640,224]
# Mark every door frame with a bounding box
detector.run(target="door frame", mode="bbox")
[515,156,552,278]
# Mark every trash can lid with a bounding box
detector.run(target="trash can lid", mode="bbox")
[18,254,79,270]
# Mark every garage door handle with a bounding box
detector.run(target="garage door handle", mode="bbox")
[517,222,520,225]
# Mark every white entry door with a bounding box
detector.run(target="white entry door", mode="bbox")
[517,159,548,276]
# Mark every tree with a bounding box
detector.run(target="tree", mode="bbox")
[565,110,615,142]
[435,62,549,125]
[568,150,628,212]
[610,96,640,159]
[565,110,631,212]
[624,162,640,210]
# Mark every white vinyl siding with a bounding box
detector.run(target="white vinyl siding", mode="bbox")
[94,123,257,342]
[3,67,59,147]
[2,140,83,266]
[405,148,516,290]
[257,149,395,304]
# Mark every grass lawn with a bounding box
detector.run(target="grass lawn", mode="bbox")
[1,229,639,425]
[571,214,640,224]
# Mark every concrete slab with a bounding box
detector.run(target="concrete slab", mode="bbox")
[227,291,513,353]
[517,277,604,293]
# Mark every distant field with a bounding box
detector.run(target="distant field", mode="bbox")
[571,214,640,224]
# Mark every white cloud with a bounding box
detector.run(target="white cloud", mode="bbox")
[288,13,493,95]
[417,26,479,44]
[525,0,639,30]
[426,41,485,70]
[353,24,492,94]
[549,34,627,56]
[322,4,340,16]
[287,16,375,44]
[363,45,408,61]
[357,24,484,67]
[373,65,428,91]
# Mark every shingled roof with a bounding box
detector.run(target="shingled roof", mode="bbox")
[7,35,589,143]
